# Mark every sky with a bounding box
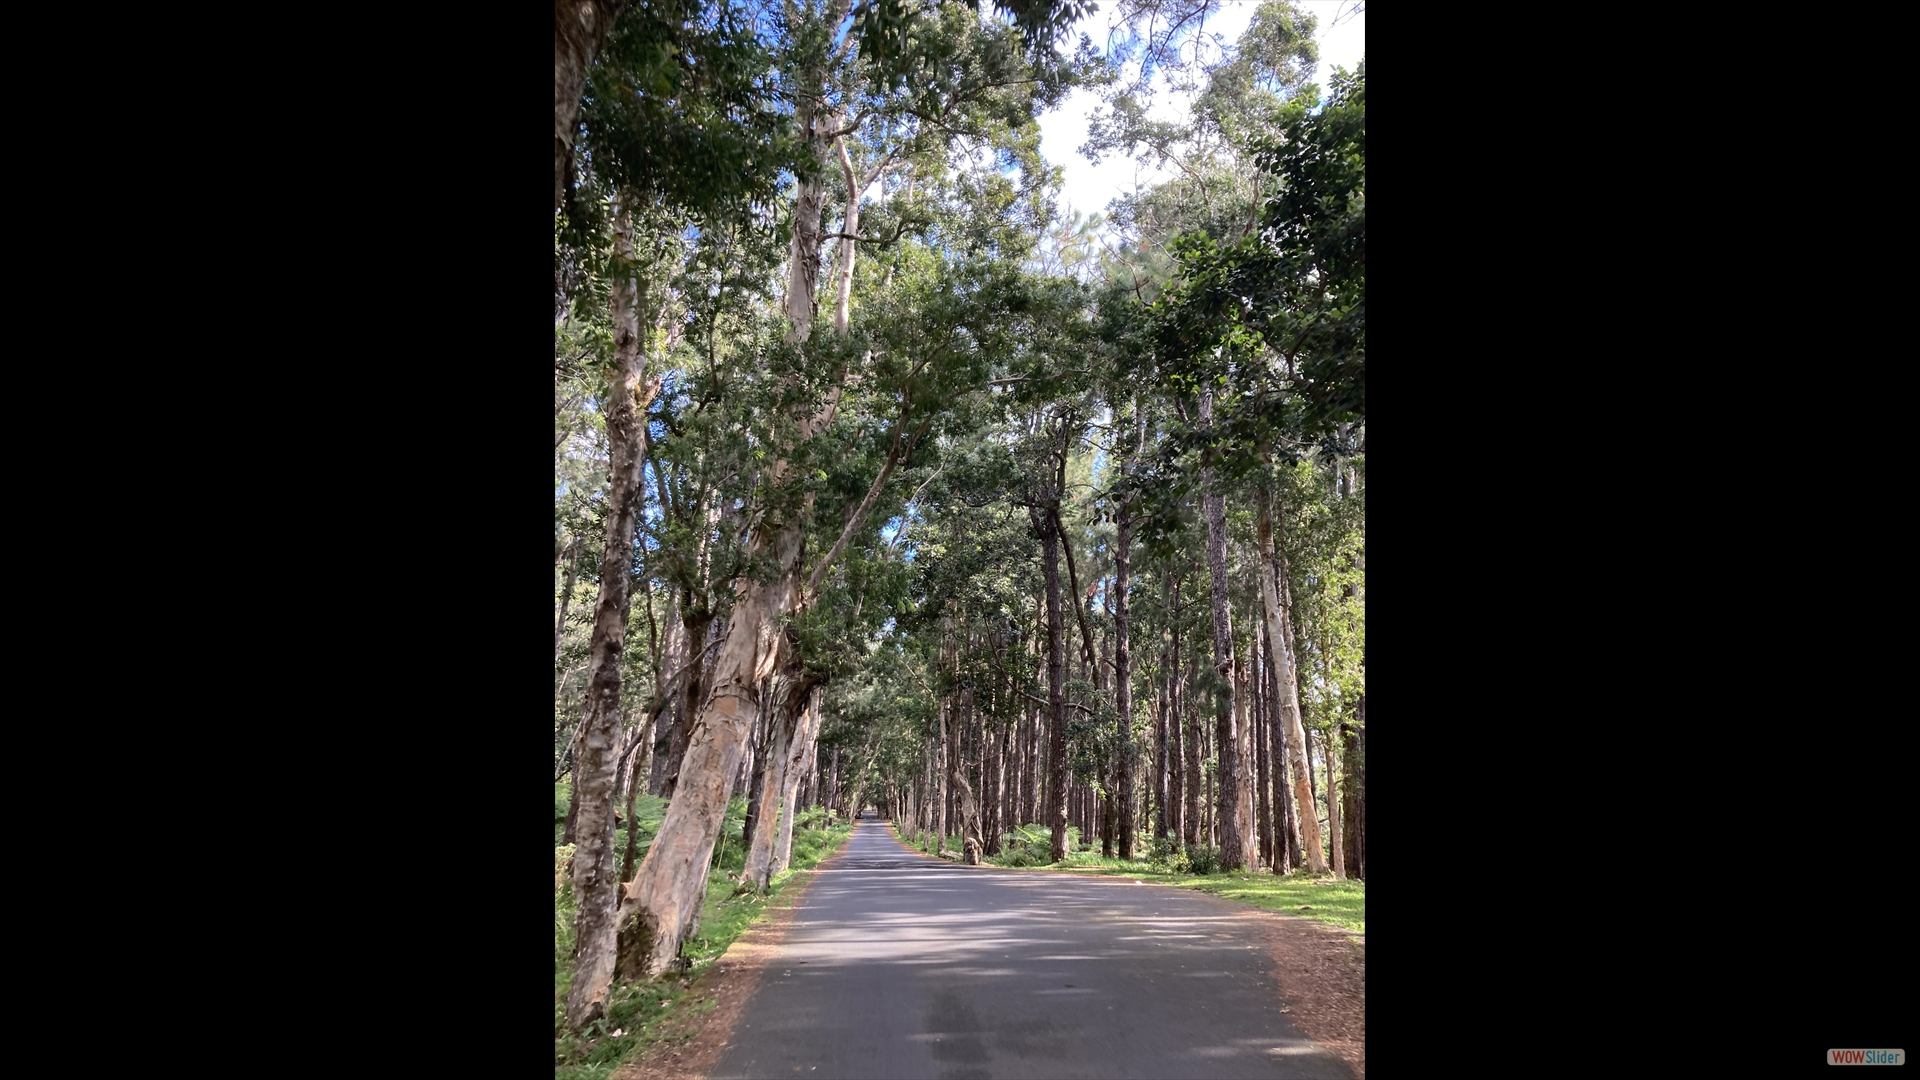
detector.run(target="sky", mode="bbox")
[1038,0,1366,232]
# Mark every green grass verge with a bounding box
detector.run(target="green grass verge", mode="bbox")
[554,800,853,1079]
[976,823,1366,933]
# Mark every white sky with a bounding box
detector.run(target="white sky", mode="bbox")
[1038,0,1365,230]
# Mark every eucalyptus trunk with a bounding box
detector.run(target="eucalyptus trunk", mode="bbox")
[1342,698,1365,880]
[617,509,811,977]
[1257,487,1327,874]
[1328,723,1345,879]
[1197,392,1246,869]
[1036,507,1070,863]
[1182,652,1200,848]
[620,709,656,883]
[951,679,983,864]
[773,685,823,875]
[611,25,872,971]
[745,658,814,890]
[1112,460,1136,859]
[1268,616,1299,872]
[562,205,663,1029]
[1230,639,1256,869]
[1253,631,1272,869]
[1155,680,1170,841]
[654,606,712,801]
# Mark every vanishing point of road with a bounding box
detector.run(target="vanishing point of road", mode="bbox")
[710,817,1354,1079]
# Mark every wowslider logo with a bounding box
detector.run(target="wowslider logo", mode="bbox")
[1830,1050,1905,1065]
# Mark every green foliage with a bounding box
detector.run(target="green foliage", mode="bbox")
[709,797,751,872]
[562,0,795,245]
[1183,844,1222,875]
[988,823,1080,866]
[1151,62,1365,451]
[552,14,1366,1069]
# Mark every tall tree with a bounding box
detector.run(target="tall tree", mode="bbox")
[563,203,665,1028]
[1195,389,1249,870]
[1257,482,1324,873]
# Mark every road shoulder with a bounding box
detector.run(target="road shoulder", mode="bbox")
[611,837,855,1080]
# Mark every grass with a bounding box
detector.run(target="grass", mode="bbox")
[972,823,1366,933]
[555,798,853,1079]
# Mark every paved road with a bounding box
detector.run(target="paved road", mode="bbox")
[711,818,1352,1080]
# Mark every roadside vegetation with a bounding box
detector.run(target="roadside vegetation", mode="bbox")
[556,791,854,1079]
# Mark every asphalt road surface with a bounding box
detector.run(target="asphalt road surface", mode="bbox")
[710,818,1353,1079]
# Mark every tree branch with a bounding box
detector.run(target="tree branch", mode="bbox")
[822,216,924,246]
[1015,687,1096,716]
[1052,505,1100,678]
[798,402,931,609]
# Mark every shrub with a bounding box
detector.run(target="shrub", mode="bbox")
[989,823,1070,867]
[1184,845,1222,875]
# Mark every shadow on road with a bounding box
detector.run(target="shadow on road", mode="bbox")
[710,818,1352,1080]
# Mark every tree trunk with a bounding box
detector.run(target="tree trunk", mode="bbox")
[1342,697,1365,880]
[1156,681,1171,842]
[1035,505,1070,863]
[563,203,662,1029]
[1113,464,1136,860]
[1304,720,1318,809]
[655,608,712,801]
[556,535,581,667]
[1181,651,1199,847]
[1196,391,1246,870]
[1231,638,1256,869]
[1254,628,1272,869]
[745,656,812,890]
[773,685,823,875]
[1257,486,1327,874]
[935,623,952,854]
[1327,716,1344,879]
[610,25,878,969]
[952,675,984,864]
[740,693,774,857]
[1268,613,1299,873]
[613,511,807,978]
[621,710,656,883]
[554,0,630,211]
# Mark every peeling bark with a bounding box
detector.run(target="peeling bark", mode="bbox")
[563,203,664,1029]
[772,685,822,875]
[1232,638,1257,870]
[744,653,815,890]
[617,516,806,977]
[1258,486,1326,874]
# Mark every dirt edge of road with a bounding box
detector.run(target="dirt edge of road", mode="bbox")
[611,833,856,1080]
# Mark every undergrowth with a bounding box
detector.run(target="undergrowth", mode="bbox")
[974,823,1366,933]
